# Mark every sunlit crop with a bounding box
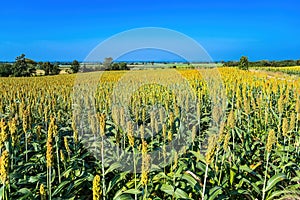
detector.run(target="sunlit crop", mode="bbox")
[0,67,299,199]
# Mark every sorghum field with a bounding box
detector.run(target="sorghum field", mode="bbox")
[0,67,299,200]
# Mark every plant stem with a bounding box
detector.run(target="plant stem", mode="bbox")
[55,138,61,184]
[202,164,209,200]
[101,135,106,200]
[47,166,52,200]
[218,153,225,185]
[133,148,137,200]
[25,131,28,162]
[262,152,270,200]
[143,184,148,200]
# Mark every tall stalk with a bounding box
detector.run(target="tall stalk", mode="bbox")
[202,164,209,200]
[263,129,276,200]
[98,113,106,200]
[101,135,106,200]
[203,134,217,200]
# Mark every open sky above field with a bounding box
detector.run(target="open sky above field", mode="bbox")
[0,0,299,62]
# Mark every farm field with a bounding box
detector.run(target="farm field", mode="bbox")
[0,67,299,200]
[253,66,300,76]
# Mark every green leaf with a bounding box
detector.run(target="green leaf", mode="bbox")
[239,177,261,195]
[230,165,237,186]
[208,186,223,200]
[0,186,4,199]
[28,175,40,183]
[161,184,175,196]
[52,180,72,196]
[228,189,251,197]
[181,173,201,192]
[174,188,191,199]
[107,171,129,193]
[114,194,134,200]
[265,173,287,192]
[266,190,285,200]
[123,189,142,195]
[105,162,122,175]
[240,164,263,180]
[17,188,33,200]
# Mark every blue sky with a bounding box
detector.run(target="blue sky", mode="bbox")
[0,0,299,61]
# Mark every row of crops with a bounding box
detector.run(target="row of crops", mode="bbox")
[0,67,299,199]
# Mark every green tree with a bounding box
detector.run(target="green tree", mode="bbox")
[71,60,80,73]
[119,62,128,70]
[239,56,249,70]
[42,62,60,75]
[109,62,128,70]
[12,54,29,77]
[52,63,61,75]
[42,62,51,75]
[0,64,13,77]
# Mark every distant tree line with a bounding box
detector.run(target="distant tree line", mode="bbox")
[224,59,300,68]
[0,54,80,77]
[55,58,129,73]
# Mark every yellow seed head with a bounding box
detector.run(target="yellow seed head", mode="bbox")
[167,130,172,142]
[290,113,296,132]
[142,108,146,123]
[162,124,167,140]
[282,118,289,137]
[60,149,65,162]
[140,125,145,140]
[40,184,46,200]
[44,106,48,123]
[266,129,276,153]
[93,175,102,200]
[64,136,71,154]
[217,122,225,143]
[244,98,250,116]
[296,97,300,114]
[0,120,8,150]
[98,113,106,136]
[9,118,18,146]
[0,150,9,185]
[205,134,217,164]
[159,108,164,123]
[141,154,151,186]
[169,112,174,127]
[150,111,155,130]
[127,122,134,147]
[46,139,53,167]
[142,140,148,155]
[48,116,55,139]
[223,132,230,152]
[120,108,125,127]
[227,110,235,129]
